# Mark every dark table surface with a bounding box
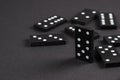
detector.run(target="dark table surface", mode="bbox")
[0,0,120,80]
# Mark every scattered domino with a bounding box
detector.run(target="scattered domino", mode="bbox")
[34,15,67,31]
[71,9,98,25]
[27,9,120,68]
[95,45,120,67]
[75,26,94,63]
[29,34,66,46]
[65,25,100,39]
[103,34,120,47]
[97,13,117,29]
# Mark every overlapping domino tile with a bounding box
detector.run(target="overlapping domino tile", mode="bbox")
[65,25,100,39]
[103,34,120,47]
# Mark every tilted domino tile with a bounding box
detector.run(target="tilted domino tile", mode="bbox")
[65,25,100,39]
[71,9,98,25]
[29,34,66,46]
[34,15,67,31]
[97,13,117,29]
[95,45,120,67]
[75,26,94,63]
[103,34,120,47]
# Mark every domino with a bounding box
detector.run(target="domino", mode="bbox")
[95,45,120,67]
[97,13,117,29]
[71,9,98,25]
[34,15,67,31]
[75,26,94,63]
[65,25,100,39]
[103,34,120,47]
[29,33,66,46]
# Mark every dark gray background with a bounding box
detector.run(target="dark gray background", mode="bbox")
[0,0,120,80]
